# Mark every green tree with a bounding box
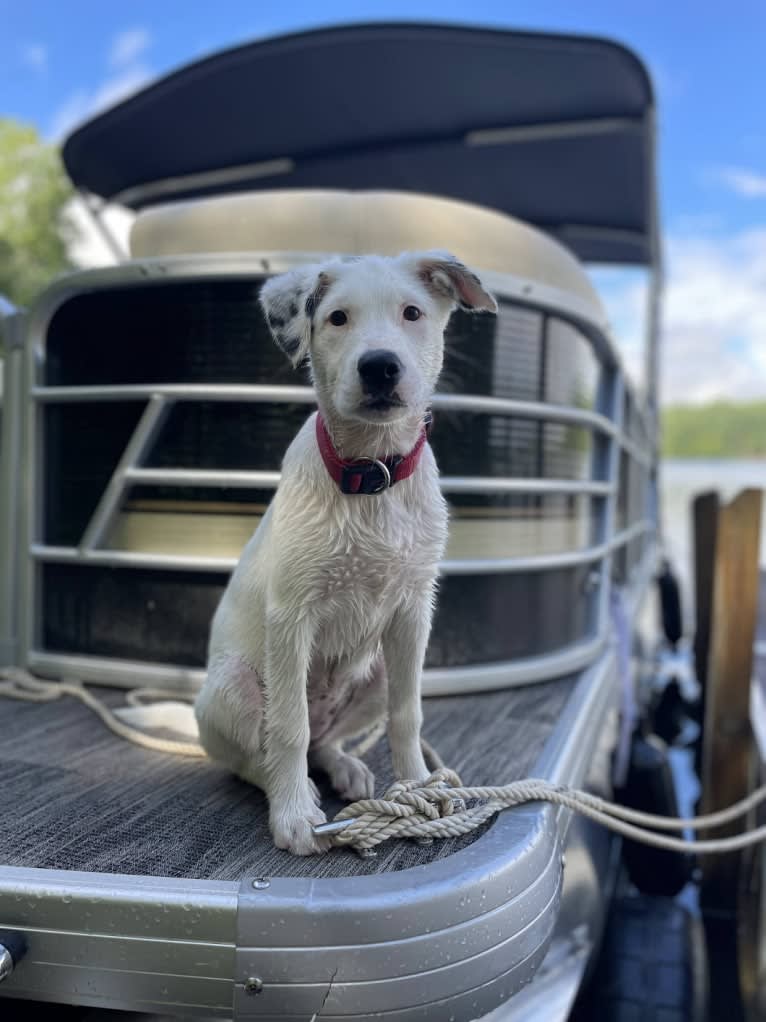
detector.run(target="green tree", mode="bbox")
[662,401,766,458]
[0,118,74,308]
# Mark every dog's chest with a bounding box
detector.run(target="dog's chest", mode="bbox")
[313,492,445,644]
[322,504,438,596]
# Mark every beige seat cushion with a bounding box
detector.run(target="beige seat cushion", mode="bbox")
[130,189,603,314]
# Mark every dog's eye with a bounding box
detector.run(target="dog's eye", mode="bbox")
[329,310,348,327]
[403,305,421,321]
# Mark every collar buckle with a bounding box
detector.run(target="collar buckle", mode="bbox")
[340,456,402,495]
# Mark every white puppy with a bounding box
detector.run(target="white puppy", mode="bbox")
[195,252,496,854]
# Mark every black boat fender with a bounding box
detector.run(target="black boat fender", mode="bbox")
[616,731,694,896]
[658,558,684,649]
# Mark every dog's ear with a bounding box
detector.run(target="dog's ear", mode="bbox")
[259,266,333,366]
[409,251,498,314]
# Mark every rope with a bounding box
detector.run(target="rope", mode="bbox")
[0,668,206,757]
[5,668,766,859]
[322,767,766,854]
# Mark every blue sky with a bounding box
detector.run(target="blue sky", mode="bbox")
[4,1,766,402]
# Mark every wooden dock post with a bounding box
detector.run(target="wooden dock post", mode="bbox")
[700,489,762,866]
[695,488,763,1022]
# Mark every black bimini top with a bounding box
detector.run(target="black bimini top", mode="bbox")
[62,22,658,265]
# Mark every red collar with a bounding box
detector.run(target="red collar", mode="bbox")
[315,413,430,494]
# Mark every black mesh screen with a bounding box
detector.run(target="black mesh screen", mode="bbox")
[45,280,298,387]
[42,563,596,669]
[43,565,225,666]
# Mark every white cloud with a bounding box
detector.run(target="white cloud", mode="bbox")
[20,42,47,72]
[49,65,152,140]
[109,28,152,68]
[591,229,766,405]
[715,166,766,198]
[661,230,766,403]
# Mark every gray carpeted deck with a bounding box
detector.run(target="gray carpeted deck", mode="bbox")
[0,679,572,881]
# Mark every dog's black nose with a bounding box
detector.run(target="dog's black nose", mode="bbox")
[358,350,403,394]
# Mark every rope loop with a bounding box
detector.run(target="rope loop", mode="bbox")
[0,667,206,757]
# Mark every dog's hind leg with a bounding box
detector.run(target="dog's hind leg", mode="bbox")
[195,653,269,786]
[309,656,387,801]
[310,742,376,801]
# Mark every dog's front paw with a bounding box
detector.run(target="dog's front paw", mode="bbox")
[271,806,330,856]
[329,753,375,801]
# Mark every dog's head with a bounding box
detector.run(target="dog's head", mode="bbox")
[259,252,497,425]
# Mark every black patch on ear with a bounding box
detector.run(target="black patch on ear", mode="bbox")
[305,294,319,319]
[289,302,299,318]
[268,314,286,329]
[283,337,301,356]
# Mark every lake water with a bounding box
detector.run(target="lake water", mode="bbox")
[660,458,766,605]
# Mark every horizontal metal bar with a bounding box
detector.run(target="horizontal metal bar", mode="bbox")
[440,477,612,496]
[32,521,652,577]
[125,467,282,489]
[30,383,653,468]
[443,520,652,575]
[443,550,604,576]
[440,392,648,467]
[32,545,237,573]
[422,635,606,696]
[27,650,207,691]
[29,381,622,432]
[433,393,615,433]
[30,381,611,425]
[27,635,606,699]
[31,383,318,404]
[31,381,652,459]
[123,467,611,498]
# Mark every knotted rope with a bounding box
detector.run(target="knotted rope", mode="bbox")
[319,767,766,854]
